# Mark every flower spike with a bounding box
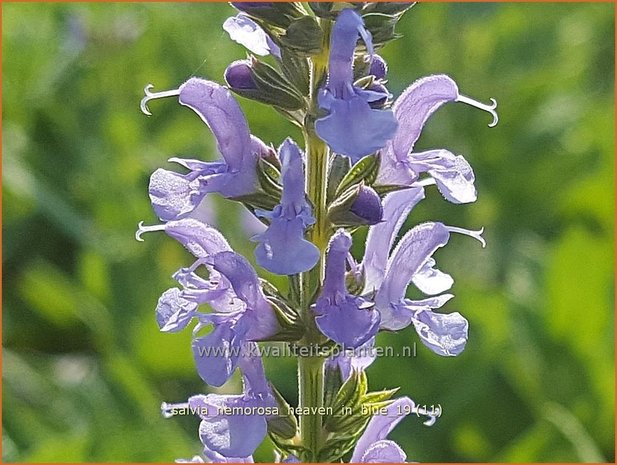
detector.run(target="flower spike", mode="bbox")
[140,83,181,116]
[456,94,499,127]
[139,4,494,461]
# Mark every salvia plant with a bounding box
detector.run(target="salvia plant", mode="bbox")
[136,2,498,463]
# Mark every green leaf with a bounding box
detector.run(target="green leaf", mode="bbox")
[287,274,302,307]
[325,370,368,431]
[260,278,284,299]
[324,361,345,411]
[257,156,283,198]
[329,412,370,438]
[281,49,310,95]
[269,431,309,458]
[328,183,382,227]
[230,57,306,112]
[353,55,372,81]
[309,2,334,18]
[267,385,298,439]
[335,154,380,197]
[362,2,416,16]
[279,16,324,55]
[327,154,352,204]
[318,434,365,462]
[234,2,305,29]
[361,387,400,404]
[327,184,362,226]
[362,13,403,47]
[261,296,304,342]
[231,191,279,211]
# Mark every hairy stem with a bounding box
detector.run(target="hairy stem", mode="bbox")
[297,18,332,461]
[297,352,325,461]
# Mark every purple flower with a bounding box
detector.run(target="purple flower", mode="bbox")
[140,78,275,221]
[137,219,241,333]
[351,397,422,463]
[162,346,275,459]
[252,138,319,275]
[223,13,280,57]
[314,230,380,348]
[359,190,486,356]
[373,221,485,356]
[377,74,498,204]
[136,219,278,385]
[362,188,426,293]
[315,9,397,162]
[191,251,279,385]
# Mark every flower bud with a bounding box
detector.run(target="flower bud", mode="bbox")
[224,60,257,90]
[369,54,388,80]
[328,184,383,227]
[224,57,305,111]
[350,185,383,225]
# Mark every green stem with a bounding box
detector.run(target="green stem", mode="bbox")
[298,353,325,461]
[296,18,332,461]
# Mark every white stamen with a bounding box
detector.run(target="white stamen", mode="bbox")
[140,84,181,116]
[445,225,486,248]
[135,221,166,242]
[412,405,439,427]
[456,94,499,128]
[412,177,437,188]
[161,401,189,418]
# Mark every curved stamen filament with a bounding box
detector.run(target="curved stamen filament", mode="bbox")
[161,401,189,418]
[456,94,499,128]
[140,84,181,116]
[135,221,166,241]
[412,405,439,427]
[445,225,486,248]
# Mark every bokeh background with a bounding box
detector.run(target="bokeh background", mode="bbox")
[2,2,614,462]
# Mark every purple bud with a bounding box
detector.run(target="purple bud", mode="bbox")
[225,60,257,90]
[350,185,383,225]
[369,54,388,80]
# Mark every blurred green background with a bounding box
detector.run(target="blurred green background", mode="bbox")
[2,2,614,462]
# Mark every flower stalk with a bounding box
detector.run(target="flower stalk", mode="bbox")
[297,18,331,460]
